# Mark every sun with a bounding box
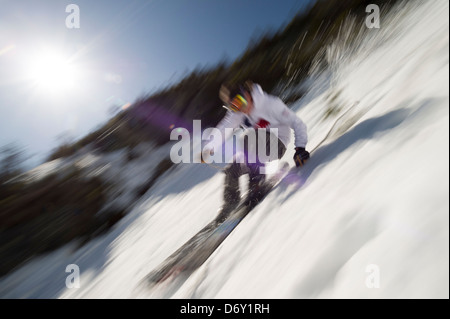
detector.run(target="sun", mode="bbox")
[27,49,80,94]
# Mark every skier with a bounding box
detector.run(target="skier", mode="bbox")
[203,81,310,220]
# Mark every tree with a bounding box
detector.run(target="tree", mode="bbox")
[0,143,26,182]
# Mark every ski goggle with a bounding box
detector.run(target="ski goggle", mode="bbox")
[228,94,248,112]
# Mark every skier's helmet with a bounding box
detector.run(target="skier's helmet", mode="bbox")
[220,81,252,113]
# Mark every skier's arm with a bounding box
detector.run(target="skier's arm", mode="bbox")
[215,110,245,138]
[274,100,308,148]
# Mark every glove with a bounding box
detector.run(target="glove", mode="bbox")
[293,147,310,167]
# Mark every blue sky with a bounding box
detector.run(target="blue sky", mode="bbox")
[0,0,313,166]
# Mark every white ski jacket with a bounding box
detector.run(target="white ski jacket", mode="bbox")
[216,84,308,149]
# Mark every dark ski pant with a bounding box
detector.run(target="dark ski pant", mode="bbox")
[223,130,286,205]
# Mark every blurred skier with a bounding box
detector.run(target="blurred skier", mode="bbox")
[203,81,310,220]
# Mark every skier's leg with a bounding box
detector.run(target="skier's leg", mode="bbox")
[247,131,286,202]
[246,130,267,202]
[216,162,242,222]
[223,162,242,204]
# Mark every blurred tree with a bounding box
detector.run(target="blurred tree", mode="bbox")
[0,143,26,182]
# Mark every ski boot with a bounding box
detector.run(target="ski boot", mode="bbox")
[215,181,241,223]
[246,174,266,207]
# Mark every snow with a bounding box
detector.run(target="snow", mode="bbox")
[0,0,448,299]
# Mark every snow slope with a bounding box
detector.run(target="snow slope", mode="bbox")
[0,0,448,298]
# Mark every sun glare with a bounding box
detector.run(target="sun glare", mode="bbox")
[27,49,80,94]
